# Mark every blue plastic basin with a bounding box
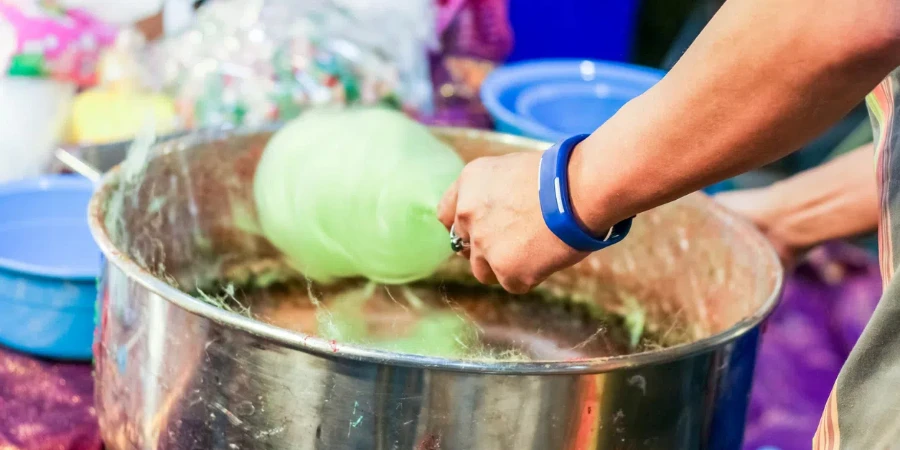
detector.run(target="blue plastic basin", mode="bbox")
[0,175,98,360]
[482,59,665,143]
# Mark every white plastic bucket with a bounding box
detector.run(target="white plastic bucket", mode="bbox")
[0,77,76,183]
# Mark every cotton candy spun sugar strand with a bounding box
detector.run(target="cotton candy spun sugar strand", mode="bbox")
[254,108,464,284]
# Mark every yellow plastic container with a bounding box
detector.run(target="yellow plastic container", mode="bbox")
[66,30,179,145]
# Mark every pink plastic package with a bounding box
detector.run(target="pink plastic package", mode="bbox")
[0,0,117,86]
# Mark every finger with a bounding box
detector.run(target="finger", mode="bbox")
[498,275,530,295]
[496,262,544,295]
[436,178,460,230]
[775,242,800,270]
[452,221,470,240]
[713,190,750,210]
[713,189,769,224]
[470,254,498,285]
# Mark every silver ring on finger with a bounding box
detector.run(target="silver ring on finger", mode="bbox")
[449,224,470,253]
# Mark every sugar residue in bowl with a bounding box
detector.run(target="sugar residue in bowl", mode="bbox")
[191,278,676,362]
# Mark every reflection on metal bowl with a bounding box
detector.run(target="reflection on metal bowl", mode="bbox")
[87,127,782,449]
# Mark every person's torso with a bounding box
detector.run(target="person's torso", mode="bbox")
[813,69,900,448]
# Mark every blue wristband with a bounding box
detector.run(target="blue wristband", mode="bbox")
[538,134,634,252]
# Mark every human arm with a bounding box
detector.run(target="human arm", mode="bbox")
[567,0,899,234]
[437,0,900,293]
[716,144,878,267]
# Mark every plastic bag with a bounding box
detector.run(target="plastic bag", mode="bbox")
[146,0,436,129]
[57,0,165,26]
[66,29,179,145]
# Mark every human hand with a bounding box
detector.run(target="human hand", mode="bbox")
[714,187,806,269]
[436,152,589,294]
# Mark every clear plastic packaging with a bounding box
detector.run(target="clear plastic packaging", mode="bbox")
[66,29,180,145]
[146,0,437,129]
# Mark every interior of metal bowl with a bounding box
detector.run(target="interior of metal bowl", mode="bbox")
[89,126,782,371]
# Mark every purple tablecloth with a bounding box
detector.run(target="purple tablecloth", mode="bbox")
[0,351,99,449]
[744,243,882,450]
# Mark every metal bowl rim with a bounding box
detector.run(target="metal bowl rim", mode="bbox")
[87,127,784,375]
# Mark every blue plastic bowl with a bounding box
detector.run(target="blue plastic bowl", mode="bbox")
[0,175,98,360]
[481,59,665,142]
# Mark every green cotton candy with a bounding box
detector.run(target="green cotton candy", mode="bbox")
[315,284,476,358]
[254,107,464,284]
[374,313,475,358]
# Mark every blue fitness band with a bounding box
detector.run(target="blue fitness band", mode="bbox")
[538,134,634,252]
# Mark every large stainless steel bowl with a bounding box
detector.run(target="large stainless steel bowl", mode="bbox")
[87,127,782,449]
